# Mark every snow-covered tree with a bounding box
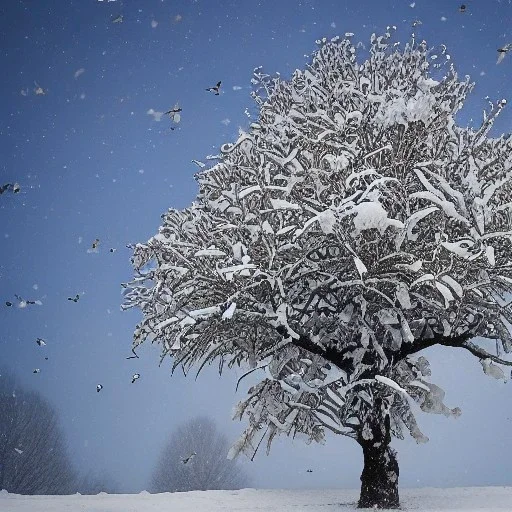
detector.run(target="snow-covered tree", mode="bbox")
[150,416,250,493]
[123,30,512,508]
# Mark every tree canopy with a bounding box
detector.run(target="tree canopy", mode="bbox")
[124,30,512,507]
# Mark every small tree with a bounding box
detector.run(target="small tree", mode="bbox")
[124,31,512,508]
[0,368,76,494]
[150,416,250,493]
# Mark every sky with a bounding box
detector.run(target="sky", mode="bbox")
[1,0,511,494]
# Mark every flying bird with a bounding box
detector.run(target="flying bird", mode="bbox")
[180,452,197,464]
[34,82,46,95]
[14,448,23,455]
[112,15,123,23]
[206,81,222,95]
[14,294,40,307]
[165,104,182,123]
[109,248,116,253]
[497,43,512,64]
[131,373,140,383]
[0,183,20,195]
[87,238,100,253]
[458,4,466,13]
[36,338,47,347]
[306,469,313,473]
[5,301,13,307]
[68,294,80,302]
[96,384,103,393]
[33,368,40,374]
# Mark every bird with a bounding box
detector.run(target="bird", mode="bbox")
[109,248,116,253]
[96,384,103,393]
[180,452,196,464]
[34,82,46,95]
[497,43,512,64]
[306,469,313,473]
[206,81,222,95]
[131,373,140,383]
[112,15,123,23]
[14,448,23,454]
[5,301,12,307]
[14,294,39,307]
[36,338,47,347]
[164,104,182,123]
[0,183,20,195]
[33,369,40,374]
[458,4,466,13]
[68,294,80,302]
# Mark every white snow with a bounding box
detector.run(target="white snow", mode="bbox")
[222,302,237,320]
[375,375,409,395]
[351,201,404,236]
[1,487,511,511]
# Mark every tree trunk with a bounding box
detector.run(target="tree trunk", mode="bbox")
[358,440,399,508]
[357,397,400,509]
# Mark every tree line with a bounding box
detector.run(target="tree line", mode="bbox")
[0,368,248,494]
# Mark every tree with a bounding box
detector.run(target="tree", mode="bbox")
[0,368,77,494]
[150,416,250,493]
[123,30,512,508]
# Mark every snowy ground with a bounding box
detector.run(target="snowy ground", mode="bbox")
[1,487,511,511]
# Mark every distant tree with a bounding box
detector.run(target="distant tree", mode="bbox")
[124,30,512,508]
[0,368,77,494]
[150,416,250,493]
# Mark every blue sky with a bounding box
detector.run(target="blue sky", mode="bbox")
[1,0,511,493]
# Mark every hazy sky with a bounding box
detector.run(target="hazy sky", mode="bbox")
[1,0,511,493]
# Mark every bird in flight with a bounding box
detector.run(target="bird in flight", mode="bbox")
[36,338,47,347]
[112,15,123,23]
[14,294,41,307]
[497,43,512,64]
[131,373,140,383]
[458,4,466,13]
[0,183,20,195]
[180,452,197,464]
[97,384,103,393]
[165,104,182,123]
[206,81,222,95]
[68,294,80,302]
[33,368,41,374]
[34,82,46,95]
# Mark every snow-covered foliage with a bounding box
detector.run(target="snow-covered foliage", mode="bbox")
[124,30,512,459]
